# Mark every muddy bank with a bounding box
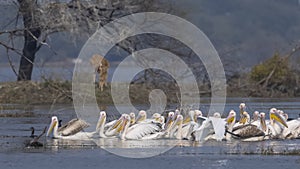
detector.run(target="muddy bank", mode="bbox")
[0,81,180,105]
[0,80,299,105]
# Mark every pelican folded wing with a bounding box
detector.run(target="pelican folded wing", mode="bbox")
[59,119,90,136]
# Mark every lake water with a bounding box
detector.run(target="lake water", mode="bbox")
[1,99,300,169]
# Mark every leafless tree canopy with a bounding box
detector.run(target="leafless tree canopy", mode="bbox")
[0,0,173,80]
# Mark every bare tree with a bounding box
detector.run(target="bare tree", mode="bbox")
[0,0,172,81]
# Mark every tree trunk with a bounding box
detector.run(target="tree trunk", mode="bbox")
[17,0,41,81]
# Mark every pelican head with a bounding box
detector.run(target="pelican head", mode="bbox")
[174,109,180,116]
[194,110,203,117]
[184,110,195,123]
[269,109,288,128]
[129,112,136,124]
[165,112,175,130]
[278,110,288,120]
[270,108,277,113]
[152,113,161,121]
[193,110,203,122]
[239,103,246,110]
[136,110,147,123]
[278,110,284,115]
[283,113,288,121]
[174,115,183,125]
[96,111,106,131]
[226,110,236,124]
[260,112,267,132]
[111,114,126,130]
[213,112,221,118]
[253,111,259,121]
[239,111,250,124]
[158,116,165,124]
[47,116,58,136]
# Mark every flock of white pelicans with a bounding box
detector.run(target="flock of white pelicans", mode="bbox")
[46,103,300,142]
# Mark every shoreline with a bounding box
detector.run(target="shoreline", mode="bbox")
[0,81,299,105]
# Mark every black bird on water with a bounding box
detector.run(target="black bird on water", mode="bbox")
[30,127,37,138]
[58,120,62,128]
[26,127,47,148]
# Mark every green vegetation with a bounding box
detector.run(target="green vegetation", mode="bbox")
[250,53,290,86]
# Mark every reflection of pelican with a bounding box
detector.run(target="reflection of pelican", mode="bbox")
[47,116,98,140]
[119,114,163,140]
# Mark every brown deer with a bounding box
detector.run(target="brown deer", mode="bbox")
[89,54,110,91]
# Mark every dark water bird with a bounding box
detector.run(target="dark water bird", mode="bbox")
[58,120,62,128]
[26,127,47,148]
[30,127,37,138]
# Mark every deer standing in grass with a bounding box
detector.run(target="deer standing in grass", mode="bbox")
[90,54,110,91]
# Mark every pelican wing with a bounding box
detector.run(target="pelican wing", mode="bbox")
[193,120,214,142]
[284,119,300,139]
[58,118,90,136]
[104,119,117,129]
[210,117,226,141]
[126,122,162,140]
[197,116,207,126]
[233,124,265,139]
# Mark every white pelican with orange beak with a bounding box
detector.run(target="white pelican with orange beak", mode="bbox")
[267,108,289,139]
[46,116,91,140]
[119,114,163,140]
[226,108,288,141]
[47,111,107,139]
[192,112,226,142]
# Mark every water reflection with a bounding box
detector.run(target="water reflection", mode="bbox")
[41,136,300,156]
[1,100,300,156]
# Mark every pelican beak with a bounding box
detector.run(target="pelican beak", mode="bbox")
[46,120,57,137]
[270,112,288,128]
[170,118,178,129]
[135,114,145,123]
[176,119,183,126]
[183,117,191,124]
[193,114,198,122]
[111,116,123,130]
[260,117,267,132]
[226,115,235,124]
[165,116,173,129]
[130,119,134,124]
[117,117,128,133]
[96,114,105,130]
[239,117,247,124]
[155,117,160,122]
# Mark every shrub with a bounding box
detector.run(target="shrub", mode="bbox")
[250,53,290,85]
